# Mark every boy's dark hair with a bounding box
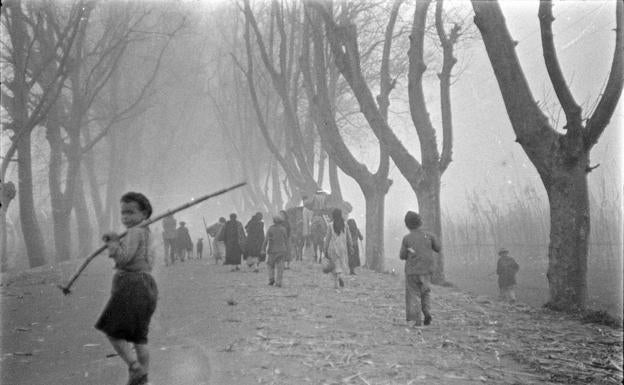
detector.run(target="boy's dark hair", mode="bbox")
[230,213,237,220]
[219,217,226,223]
[404,211,422,230]
[121,192,152,218]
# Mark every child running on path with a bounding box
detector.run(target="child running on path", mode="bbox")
[399,211,441,328]
[96,192,158,385]
[261,215,289,287]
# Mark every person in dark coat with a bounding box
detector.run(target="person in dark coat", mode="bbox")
[175,221,193,262]
[496,248,519,302]
[244,212,265,272]
[346,218,363,275]
[219,213,246,270]
[162,215,177,266]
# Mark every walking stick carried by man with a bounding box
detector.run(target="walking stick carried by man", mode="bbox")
[58,182,246,295]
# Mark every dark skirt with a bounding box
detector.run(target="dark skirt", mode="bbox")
[348,245,361,269]
[224,243,242,265]
[95,271,158,344]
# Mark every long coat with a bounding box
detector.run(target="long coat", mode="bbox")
[175,226,193,252]
[220,220,245,265]
[244,218,265,257]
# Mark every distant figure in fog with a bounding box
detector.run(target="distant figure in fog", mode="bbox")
[219,213,245,271]
[346,218,363,275]
[162,214,177,266]
[399,211,441,328]
[175,221,193,262]
[196,238,203,260]
[244,212,265,272]
[496,248,519,302]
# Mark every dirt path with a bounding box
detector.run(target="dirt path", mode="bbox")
[1,258,622,385]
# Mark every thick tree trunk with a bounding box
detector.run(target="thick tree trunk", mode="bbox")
[74,174,92,258]
[416,172,446,284]
[363,186,386,272]
[17,135,47,267]
[328,158,342,199]
[51,209,72,262]
[316,150,326,188]
[271,161,283,211]
[47,111,71,262]
[544,160,589,310]
[84,147,105,234]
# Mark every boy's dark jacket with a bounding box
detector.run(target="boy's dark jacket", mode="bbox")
[399,229,441,275]
[497,255,519,287]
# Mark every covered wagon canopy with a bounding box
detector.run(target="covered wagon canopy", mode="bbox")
[302,190,352,216]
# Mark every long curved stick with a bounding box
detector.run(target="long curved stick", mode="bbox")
[58,182,246,294]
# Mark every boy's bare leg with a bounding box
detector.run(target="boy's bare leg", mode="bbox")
[134,344,150,373]
[108,337,137,366]
[275,257,284,286]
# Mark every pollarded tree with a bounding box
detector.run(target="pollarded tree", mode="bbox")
[241,0,323,203]
[310,0,465,283]
[302,1,398,271]
[471,0,622,310]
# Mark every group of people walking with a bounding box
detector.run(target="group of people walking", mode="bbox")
[94,190,519,385]
[161,215,204,265]
[200,208,365,290]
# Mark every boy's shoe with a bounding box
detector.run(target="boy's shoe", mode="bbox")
[127,362,147,385]
[408,320,422,328]
[275,283,282,288]
[268,279,275,286]
[424,315,432,326]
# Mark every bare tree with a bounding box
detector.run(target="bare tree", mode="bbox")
[471,0,623,310]
[311,0,464,282]
[1,0,90,267]
[241,0,320,202]
[302,1,396,271]
[80,4,184,236]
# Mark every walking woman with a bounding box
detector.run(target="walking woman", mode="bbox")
[346,218,363,275]
[324,209,353,289]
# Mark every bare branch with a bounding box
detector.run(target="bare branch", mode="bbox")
[538,0,582,129]
[584,0,623,150]
[436,0,459,173]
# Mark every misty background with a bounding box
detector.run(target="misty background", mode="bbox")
[1,0,621,315]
